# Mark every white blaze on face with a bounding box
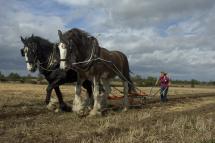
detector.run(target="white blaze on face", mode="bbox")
[24,47,33,71]
[58,42,67,69]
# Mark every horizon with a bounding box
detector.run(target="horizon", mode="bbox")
[0,70,214,83]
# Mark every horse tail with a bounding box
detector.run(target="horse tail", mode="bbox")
[118,52,136,93]
[127,69,136,94]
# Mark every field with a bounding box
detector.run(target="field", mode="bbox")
[0,83,215,143]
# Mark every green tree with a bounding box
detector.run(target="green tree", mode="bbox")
[0,71,4,78]
[191,79,199,88]
[0,71,5,81]
[132,74,144,86]
[144,76,157,86]
[7,72,21,81]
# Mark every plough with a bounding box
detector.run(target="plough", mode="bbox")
[107,86,160,108]
[107,86,167,108]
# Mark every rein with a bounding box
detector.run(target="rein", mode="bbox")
[59,59,67,61]
[25,55,37,64]
[72,41,96,65]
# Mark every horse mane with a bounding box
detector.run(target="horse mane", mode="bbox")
[64,28,97,48]
[27,36,53,48]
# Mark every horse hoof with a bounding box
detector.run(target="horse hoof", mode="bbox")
[55,108,60,113]
[60,104,72,112]
[47,104,57,111]
[86,106,93,111]
[89,110,102,117]
[72,104,84,113]
[122,107,128,112]
[76,109,86,117]
[45,100,50,105]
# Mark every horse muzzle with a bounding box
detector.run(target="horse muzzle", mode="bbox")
[27,63,37,72]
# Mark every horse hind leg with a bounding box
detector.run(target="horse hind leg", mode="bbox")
[101,79,111,108]
[123,81,129,111]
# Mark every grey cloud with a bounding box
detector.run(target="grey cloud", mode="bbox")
[0,0,66,75]
[1,0,215,81]
[68,0,215,30]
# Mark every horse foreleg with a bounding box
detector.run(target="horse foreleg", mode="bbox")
[123,81,129,111]
[54,87,71,112]
[73,78,84,113]
[82,80,94,110]
[46,84,59,111]
[45,84,53,105]
[89,76,102,116]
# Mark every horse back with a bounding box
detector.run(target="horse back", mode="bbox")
[99,48,130,77]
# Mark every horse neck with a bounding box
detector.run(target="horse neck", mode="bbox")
[77,46,90,61]
[38,43,54,68]
[75,41,97,62]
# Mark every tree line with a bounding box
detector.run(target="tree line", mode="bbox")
[0,71,45,84]
[130,75,215,87]
[0,71,214,87]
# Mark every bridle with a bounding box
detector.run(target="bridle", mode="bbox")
[59,59,67,61]
[21,44,58,71]
[72,40,97,66]
[58,42,69,62]
[20,48,37,65]
[59,38,98,71]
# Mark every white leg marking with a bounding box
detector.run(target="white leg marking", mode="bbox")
[90,77,102,116]
[47,97,59,112]
[73,80,84,112]
[58,43,67,69]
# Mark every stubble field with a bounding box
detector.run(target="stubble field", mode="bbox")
[0,83,214,143]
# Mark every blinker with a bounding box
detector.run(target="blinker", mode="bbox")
[20,49,25,57]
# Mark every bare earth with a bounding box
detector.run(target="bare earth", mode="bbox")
[0,83,214,143]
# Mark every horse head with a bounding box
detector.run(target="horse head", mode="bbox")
[57,29,98,70]
[20,35,38,72]
[58,30,68,69]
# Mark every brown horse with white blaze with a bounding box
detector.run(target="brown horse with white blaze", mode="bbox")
[57,28,136,116]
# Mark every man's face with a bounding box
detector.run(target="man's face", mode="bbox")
[160,72,164,76]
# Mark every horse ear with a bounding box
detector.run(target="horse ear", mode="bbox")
[58,30,63,41]
[20,36,25,44]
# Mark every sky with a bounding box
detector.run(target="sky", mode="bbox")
[0,0,215,81]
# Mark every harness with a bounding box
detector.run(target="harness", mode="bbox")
[37,44,59,72]
[69,38,100,72]
[62,40,140,92]
[25,55,37,64]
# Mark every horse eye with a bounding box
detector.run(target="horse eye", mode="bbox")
[60,43,66,49]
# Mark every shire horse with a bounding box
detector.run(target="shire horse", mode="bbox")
[20,35,93,112]
[57,28,136,116]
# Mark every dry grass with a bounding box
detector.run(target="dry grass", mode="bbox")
[0,83,215,143]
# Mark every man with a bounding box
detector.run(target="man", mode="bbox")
[155,72,171,102]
